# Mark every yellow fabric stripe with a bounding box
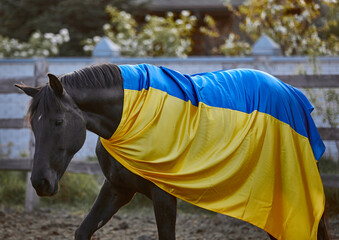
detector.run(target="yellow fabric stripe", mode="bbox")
[101,88,325,240]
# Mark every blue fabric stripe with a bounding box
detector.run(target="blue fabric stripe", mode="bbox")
[118,64,325,160]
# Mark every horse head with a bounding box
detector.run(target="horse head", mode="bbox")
[15,74,87,196]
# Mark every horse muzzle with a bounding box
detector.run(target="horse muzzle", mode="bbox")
[31,173,59,197]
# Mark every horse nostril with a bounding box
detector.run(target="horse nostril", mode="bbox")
[41,178,50,190]
[31,177,52,195]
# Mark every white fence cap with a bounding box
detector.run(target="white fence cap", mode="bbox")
[93,37,120,58]
[252,34,281,56]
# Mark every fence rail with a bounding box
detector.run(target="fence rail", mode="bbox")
[1,119,338,140]
[0,158,102,175]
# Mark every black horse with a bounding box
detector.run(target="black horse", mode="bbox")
[15,63,329,240]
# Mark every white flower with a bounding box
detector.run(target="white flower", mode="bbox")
[50,37,57,45]
[4,44,10,51]
[323,0,337,3]
[83,45,93,52]
[44,33,54,39]
[142,39,152,45]
[32,32,41,39]
[54,35,63,44]
[168,36,175,43]
[181,10,190,17]
[63,34,70,42]
[103,24,111,31]
[116,33,124,39]
[17,43,23,50]
[59,28,69,36]
[20,51,27,57]
[175,19,183,25]
[59,29,70,42]
[276,26,287,34]
[93,36,101,43]
[154,26,162,32]
[302,9,310,18]
[51,46,58,54]
[42,49,50,56]
[189,16,197,22]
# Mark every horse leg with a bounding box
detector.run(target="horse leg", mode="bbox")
[318,212,330,240]
[152,186,177,240]
[75,179,135,240]
[317,162,330,240]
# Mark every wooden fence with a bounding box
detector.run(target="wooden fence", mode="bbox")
[1,60,339,211]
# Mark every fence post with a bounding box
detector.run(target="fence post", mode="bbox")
[24,59,49,212]
[92,37,120,63]
[252,34,281,71]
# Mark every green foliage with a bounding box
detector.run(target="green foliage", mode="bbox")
[219,33,251,56]
[200,15,220,38]
[0,171,27,205]
[42,173,102,208]
[221,0,339,56]
[0,0,149,56]
[83,7,197,57]
[0,29,70,58]
[123,193,152,210]
[0,171,103,208]
[86,155,98,162]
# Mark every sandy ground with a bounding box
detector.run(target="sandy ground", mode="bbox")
[0,207,338,240]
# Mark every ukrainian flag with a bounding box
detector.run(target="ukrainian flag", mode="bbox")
[101,64,325,240]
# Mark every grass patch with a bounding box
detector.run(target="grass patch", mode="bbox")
[0,171,26,206]
[41,172,103,209]
[0,171,103,209]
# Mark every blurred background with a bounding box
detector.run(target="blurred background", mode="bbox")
[0,0,339,239]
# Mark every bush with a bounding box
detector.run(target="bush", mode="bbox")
[83,7,197,57]
[0,29,70,58]
[0,171,27,206]
[220,0,339,56]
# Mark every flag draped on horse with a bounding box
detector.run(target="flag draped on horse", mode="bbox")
[101,64,325,240]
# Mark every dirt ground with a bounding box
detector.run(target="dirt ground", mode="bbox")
[0,207,338,240]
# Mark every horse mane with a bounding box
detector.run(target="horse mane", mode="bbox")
[59,63,122,89]
[27,63,122,120]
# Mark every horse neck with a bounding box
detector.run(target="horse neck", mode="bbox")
[66,87,124,139]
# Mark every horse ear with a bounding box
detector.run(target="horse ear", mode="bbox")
[48,73,63,96]
[14,84,39,97]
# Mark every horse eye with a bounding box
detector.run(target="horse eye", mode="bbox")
[55,119,63,126]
